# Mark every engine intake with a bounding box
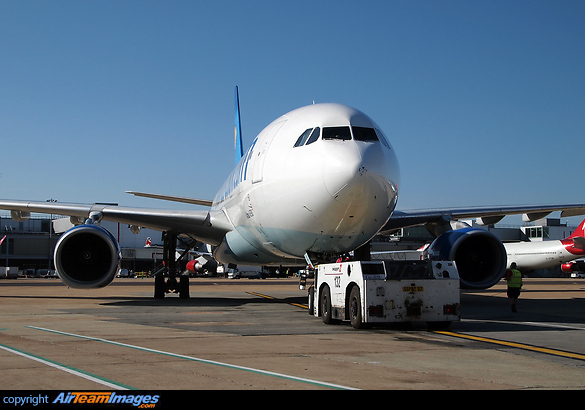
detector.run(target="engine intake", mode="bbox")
[54,224,121,289]
[428,227,506,290]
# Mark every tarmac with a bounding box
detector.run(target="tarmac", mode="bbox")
[1,276,585,390]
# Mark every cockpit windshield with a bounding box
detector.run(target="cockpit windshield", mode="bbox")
[293,125,391,149]
[352,127,379,142]
[322,126,352,141]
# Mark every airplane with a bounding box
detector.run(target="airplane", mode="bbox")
[144,237,217,275]
[505,218,585,272]
[2,86,585,297]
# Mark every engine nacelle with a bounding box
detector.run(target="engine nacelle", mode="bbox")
[561,263,573,274]
[186,255,218,274]
[561,261,585,273]
[54,224,121,289]
[427,227,507,290]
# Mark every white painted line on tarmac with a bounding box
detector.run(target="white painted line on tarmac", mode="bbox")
[520,321,585,331]
[465,318,585,331]
[28,326,358,390]
[0,343,133,390]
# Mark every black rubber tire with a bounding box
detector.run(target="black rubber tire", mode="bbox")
[320,285,333,324]
[308,287,315,315]
[349,286,363,329]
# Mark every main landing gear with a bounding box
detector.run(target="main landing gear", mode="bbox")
[154,232,193,299]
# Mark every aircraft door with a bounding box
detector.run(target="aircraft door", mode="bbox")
[252,120,286,183]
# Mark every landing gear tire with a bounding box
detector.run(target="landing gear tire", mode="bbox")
[179,275,190,299]
[154,273,165,299]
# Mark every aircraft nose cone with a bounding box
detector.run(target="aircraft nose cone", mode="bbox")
[323,142,394,207]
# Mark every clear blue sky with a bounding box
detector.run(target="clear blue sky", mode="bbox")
[1,1,584,225]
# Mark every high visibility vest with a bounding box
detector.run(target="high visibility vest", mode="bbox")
[508,269,523,288]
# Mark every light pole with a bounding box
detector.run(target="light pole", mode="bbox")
[46,199,57,271]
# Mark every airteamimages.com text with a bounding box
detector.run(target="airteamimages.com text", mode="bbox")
[3,392,162,408]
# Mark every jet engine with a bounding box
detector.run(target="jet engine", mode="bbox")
[186,255,218,275]
[427,227,507,290]
[54,224,121,289]
[561,261,585,274]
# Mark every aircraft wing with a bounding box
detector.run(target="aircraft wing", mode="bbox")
[381,204,585,235]
[0,200,230,246]
[3,198,585,246]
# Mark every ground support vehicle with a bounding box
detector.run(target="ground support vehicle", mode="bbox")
[0,267,18,279]
[308,260,460,329]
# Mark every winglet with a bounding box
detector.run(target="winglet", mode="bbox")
[234,86,243,165]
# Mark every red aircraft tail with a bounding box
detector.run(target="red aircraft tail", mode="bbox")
[568,218,585,239]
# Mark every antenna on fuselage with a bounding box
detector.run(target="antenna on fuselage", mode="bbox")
[234,86,243,165]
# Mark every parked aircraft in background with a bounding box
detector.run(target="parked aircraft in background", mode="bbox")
[1,87,585,297]
[505,218,585,272]
[144,237,217,276]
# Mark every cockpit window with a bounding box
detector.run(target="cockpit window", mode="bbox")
[352,127,379,142]
[375,128,391,149]
[294,128,313,147]
[294,127,321,147]
[297,125,390,148]
[322,126,351,141]
[305,127,320,145]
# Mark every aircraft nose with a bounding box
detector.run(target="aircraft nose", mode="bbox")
[323,142,396,207]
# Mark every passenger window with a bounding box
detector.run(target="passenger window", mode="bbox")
[294,128,313,147]
[322,126,351,141]
[305,127,320,145]
[352,127,379,142]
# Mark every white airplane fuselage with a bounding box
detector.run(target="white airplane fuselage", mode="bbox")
[505,239,585,271]
[210,103,400,265]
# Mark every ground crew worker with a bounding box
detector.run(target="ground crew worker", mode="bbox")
[505,262,523,312]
